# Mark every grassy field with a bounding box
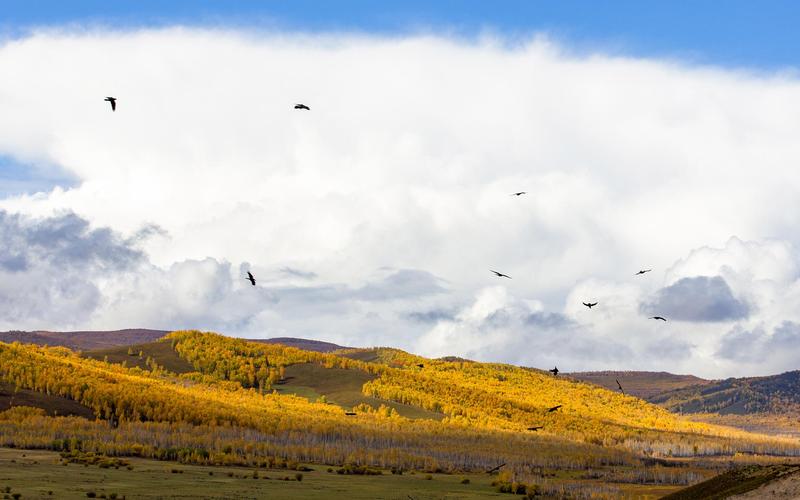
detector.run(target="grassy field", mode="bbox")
[0,448,507,499]
[82,341,194,374]
[0,448,687,499]
[277,363,444,420]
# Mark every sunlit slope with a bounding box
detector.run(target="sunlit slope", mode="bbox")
[167,331,800,456]
[277,363,444,420]
[0,340,634,471]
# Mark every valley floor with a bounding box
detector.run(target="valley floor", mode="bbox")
[0,448,680,499]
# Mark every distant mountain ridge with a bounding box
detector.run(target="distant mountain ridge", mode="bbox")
[0,329,169,351]
[0,329,348,354]
[650,370,800,415]
[569,370,711,400]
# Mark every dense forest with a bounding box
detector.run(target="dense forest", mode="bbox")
[0,330,799,480]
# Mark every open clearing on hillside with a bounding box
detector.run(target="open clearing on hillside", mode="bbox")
[83,341,194,374]
[0,448,683,499]
[83,341,444,420]
[277,363,445,420]
[0,382,94,419]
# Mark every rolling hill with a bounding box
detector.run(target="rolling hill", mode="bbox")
[1,329,347,353]
[650,370,800,415]
[2,330,800,498]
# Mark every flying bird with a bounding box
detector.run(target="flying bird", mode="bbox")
[635,269,652,276]
[549,366,559,376]
[104,97,117,111]
[527,426,544,431]
[616,379,625,395]
[490,270,512,279]
[512,192,527,196]
[650,316,667,322]
[344,412,357,416]
[547,405,562,413]
[485,463,506,474]
[294,103,310,110]
[582,302,598,309]
[416,363,424,368]
[246,271,256,286]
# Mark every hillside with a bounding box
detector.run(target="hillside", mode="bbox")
[651,371,800,415]
[0,329,169,351]
[570,371,711,400]
[1,331,800,498]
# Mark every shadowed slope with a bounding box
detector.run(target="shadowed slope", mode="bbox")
[0,382,94,419]
[570,371,711,400]
[83,341,194,374]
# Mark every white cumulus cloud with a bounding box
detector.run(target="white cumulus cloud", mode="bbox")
[1,28,800,376]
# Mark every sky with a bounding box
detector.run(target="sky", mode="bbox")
[2,3,800,378]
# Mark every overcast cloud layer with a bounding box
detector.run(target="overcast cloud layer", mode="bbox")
[1,29,800,377]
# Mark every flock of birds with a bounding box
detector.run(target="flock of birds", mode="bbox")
[102,95,666,433]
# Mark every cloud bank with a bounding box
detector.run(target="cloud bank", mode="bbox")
[1,29,800,376]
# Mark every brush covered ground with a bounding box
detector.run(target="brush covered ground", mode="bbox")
[0,330,799,498]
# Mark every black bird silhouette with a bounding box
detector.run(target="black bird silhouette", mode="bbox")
[582,302,598,309]
[547,405,562,413]
[294,103,310,110]
[527,426,544,431]
[104,97,117,111]
[650,316,667,322]
[344,412,357,416]
[549,366,559,376]
[512,192,527,196]
[246,271,256,286]
[616,379,625,395]
[490,270,512,279]
[635,269,652,275]
[485,463,506,474]
[416,363,424,368]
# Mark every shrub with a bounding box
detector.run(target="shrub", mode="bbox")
[424,475,433,480]
[86,493,96,499]
[461,478,470,484]
[295,473,303,482]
